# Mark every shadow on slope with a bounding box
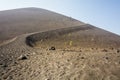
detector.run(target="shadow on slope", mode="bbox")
[26,24,120,49]
[26,24,93,47]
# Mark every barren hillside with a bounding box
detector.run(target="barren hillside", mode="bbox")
[0,8,120,80]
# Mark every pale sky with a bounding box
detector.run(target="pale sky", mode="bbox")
[0,0,120,35]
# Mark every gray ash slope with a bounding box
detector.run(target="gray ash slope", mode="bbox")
[0,7,84,42]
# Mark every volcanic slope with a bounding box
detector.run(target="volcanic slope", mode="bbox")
[0,8,120,80]
[0,7,84,43]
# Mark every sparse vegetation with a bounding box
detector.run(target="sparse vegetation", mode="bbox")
[69,41,73,46]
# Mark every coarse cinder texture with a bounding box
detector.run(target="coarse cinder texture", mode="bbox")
[0,8,120,80]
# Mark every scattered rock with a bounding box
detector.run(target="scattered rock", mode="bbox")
[21,50,24,53]
[45,78,50,80]
[18,55,27,60]
[67,59,70,62]
[102,49,108,52]
[109,47,114,50]
[119,61,120,64]
[105,57,109,60]
[91,48,94,50]
[117,50,120,53]
[91,65,95,67]
[49,46,56,50]
[117,56,120,57]
[2,64,8,68]
[47,53,50,55]
[14,61,18,65]
[81,57,85,59]
[0,63,2,65]
[1,72,4,75]
[90,48,98,50]
[79,50,82,52]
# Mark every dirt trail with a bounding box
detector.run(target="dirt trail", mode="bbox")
[0,24,90,65]
[0,37,17,47]
[26,24,93,47]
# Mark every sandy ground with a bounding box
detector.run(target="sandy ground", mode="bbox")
[0,25,120,80]
[1,47,120,80]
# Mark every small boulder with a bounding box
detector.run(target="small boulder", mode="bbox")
[49,46,56,50]
[102,49,108,52]
[79,50,82,52]
[117,50,120,53]
[110,47,114,50]
[2,64,8,68]
[18,55,27,60]
[105,57,109,60]
[81,57,85,59]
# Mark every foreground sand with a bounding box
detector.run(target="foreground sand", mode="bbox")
[0,46,120,80]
